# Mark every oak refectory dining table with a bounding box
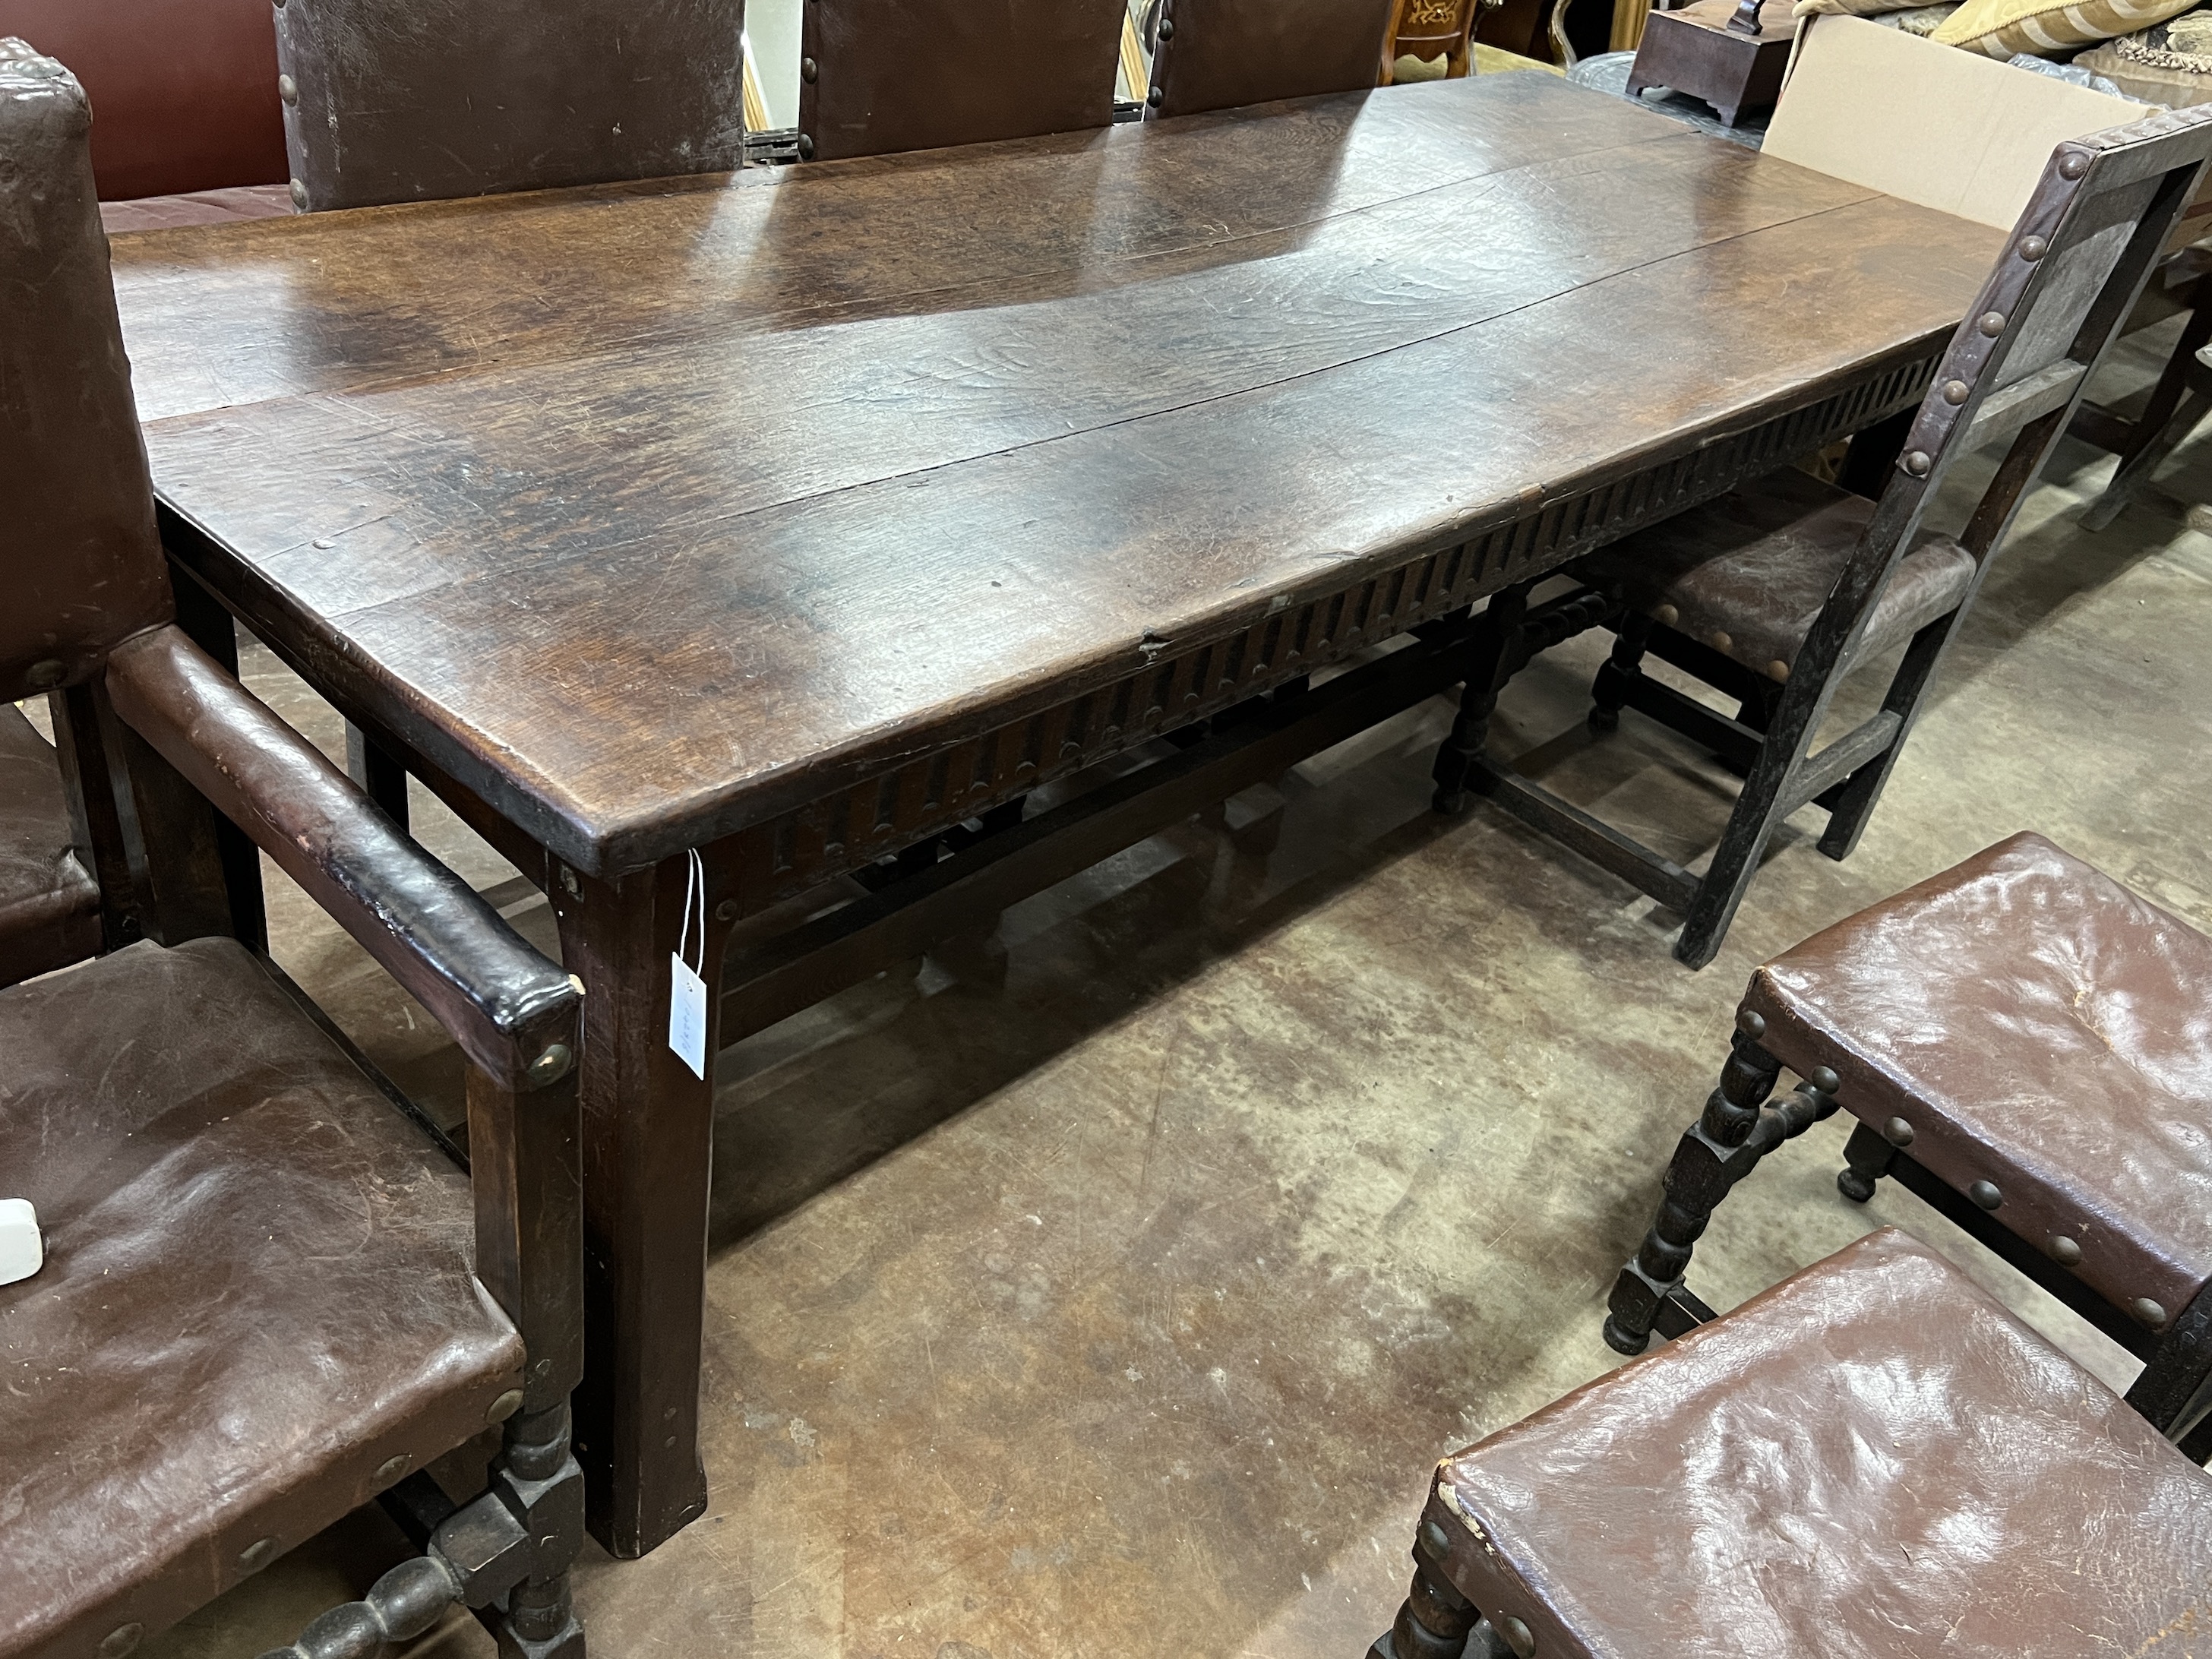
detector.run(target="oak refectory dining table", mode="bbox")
[107,70,1999,1556]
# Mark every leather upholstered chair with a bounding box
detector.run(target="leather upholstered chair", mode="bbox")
[797,0,1128,162]
[1144,0,1398,118]
[0,43,588,1659]
[1606,833,2212,1465]
[1381,0,1480,82]
[1429,106,2212,968]
[1374,1230,2212,1659]
[271,0,748,210]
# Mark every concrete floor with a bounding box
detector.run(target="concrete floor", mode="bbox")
[133,324,2211,1659]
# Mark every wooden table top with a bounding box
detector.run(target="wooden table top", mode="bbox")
[112,73,2002,878]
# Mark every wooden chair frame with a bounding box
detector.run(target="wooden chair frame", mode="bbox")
[1602,1011,2212,1462]
[0,42,589,1656]
[1429,108,2212,968]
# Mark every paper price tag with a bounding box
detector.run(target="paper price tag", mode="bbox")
[668,952,708,1079]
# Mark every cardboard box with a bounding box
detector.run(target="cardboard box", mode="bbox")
[1765,14,2152,230]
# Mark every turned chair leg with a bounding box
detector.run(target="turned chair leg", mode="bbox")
[1605,1013,1782,1353]
[1433,586,1531,815]
[1836,1119,1896,1202]
[1587,609,1655,734]
[1374,1556,1474,1659]
[1370,1540,1505,1659]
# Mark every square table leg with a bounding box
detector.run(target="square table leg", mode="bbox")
[553,853,734,1557]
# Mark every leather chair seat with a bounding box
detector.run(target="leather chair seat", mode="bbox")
[1424,1228,2212,1658]
[1578,467,1976,682]
[1742,831,2212,1329]
[0,936,523,1659]
[98,182,295,234]
[0,703,100,987]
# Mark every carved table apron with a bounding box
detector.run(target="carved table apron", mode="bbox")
[112,70,2001,1556]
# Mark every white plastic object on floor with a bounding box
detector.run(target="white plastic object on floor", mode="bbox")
[0,1198,41,1287]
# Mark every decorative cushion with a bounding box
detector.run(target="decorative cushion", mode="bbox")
[1933,0,2200,60]
[1875,2,1966,33]
[1792,0,1939,21]
[2077,13,2212,102]
[1422,1228,2212,1659]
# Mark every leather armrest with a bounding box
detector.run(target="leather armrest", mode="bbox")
[104,624,580,1092]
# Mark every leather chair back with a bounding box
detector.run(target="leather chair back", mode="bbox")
[0,40,171,706]
[798,0,1127,163]
[273,0,749,210]
[1146,0,1396,118]
[0,0,285,199]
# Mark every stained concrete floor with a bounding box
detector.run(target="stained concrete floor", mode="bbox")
[118,322,2211,1659]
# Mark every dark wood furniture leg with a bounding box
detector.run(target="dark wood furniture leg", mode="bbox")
[1834,407,1913,500]
[1605,1013,1781,1351]
[346,720,415,834]
[2078,285,2212,529]
[1372,1537,1487,1659]
[553,855,727,1556]
[46,681,144,951]
[2081,344,2212,531]
[169,563,269,949]
[1432,584,1533,814]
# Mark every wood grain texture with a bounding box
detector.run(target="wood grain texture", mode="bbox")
[115,74,2002,878]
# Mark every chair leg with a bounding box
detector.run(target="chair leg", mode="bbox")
[1835,1120,1895,1202]
[2124,1280,2212,1452]
[1672,753,1796,970]
[1812,618,1954,865]
[1587,608,1654,734]
[2082,372,2212,532]
[1604,1015,1782,1353]
[1370,1546,1493,1659]
[1433,585,1531,816]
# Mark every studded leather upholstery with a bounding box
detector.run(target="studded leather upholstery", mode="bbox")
[1422,1229,2212,1659]
[0,704,99,989]
[1743,832,2212,1328]
[1575,466,1976,683]
[800,0,1127,163]
[0,937,523,1659]
[1148,0,1398,119]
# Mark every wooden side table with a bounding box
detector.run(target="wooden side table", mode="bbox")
[1626,0,1796,126]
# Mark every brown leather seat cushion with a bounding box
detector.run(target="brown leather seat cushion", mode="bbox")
[0,937,522,1659]
[0,703,98,988]
[1741,832,2212,1325]
[1424,1228,2212,1659]
[98,182,296,235]
[1577,466,1975,681]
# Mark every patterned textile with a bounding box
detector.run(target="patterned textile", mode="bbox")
[1793,0,1941,17]
[1879,2,1965,33]
[2101,8,2212,68]
[1934,0,2201,59]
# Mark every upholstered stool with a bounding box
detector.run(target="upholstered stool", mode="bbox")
[1376,1229,2212,1659]
[1607,832,2212,1459]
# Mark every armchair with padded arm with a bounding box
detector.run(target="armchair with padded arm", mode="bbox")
[0,40,589,1659]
